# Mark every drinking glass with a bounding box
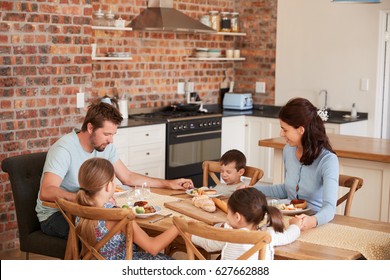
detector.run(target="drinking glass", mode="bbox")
[141,182,150,200]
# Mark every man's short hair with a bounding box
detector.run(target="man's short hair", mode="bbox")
[81,101,123,132]
[219,149,246,171]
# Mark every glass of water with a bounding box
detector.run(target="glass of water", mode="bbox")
[141,182,150,200]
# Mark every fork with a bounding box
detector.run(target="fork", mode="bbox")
[149,213,172,224]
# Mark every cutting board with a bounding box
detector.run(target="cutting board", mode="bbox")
[164,199,227,225]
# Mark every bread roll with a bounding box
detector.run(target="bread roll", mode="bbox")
[212,198,228,213]
[192,195,216,212]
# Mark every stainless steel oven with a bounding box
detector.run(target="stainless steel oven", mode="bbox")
[166,116,222,187]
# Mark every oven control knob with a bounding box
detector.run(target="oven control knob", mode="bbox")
[173,126,177,131]
[212,121,216,125]
[203,122,208,127]
[178,125,183,130]
[183,125,188,129]
[199,123,203,127]
[208,121,212,126]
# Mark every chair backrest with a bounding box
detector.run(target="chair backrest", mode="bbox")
[202,160,264,187]
[2,152,67,259]
[56,198,135,260]
[337,174,364,216]
[172,216,271,260]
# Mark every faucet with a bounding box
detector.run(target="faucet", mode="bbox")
[319,89,328,109]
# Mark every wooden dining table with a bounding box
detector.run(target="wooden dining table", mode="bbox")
[44,187,390,260]
[133,188,390,260]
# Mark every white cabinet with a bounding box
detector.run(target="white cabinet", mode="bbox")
[245,117,280,183]
[114,124,166,179]
[221,116,279,184]
[221,116,246,154]
[325,121,368,137]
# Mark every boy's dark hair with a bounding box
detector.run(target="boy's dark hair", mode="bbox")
[81,101,123,132]
[220,149,246,171]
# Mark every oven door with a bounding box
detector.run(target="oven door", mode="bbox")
[166,129,221,187]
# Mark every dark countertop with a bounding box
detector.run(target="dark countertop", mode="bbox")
[118,104,368,128]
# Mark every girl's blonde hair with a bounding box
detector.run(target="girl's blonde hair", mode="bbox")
[227,188,285,233]
[76,157,115,254]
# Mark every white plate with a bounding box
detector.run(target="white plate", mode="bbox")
[133,206,161,218]
[281,207,311,215]
[113,185,131,197]
[185,189,222,198]
[267,198,310,215]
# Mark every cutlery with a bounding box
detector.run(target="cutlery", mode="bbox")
[170,192,188,196]
[149,213,172,224]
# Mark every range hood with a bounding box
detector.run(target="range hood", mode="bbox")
[129,0,216,33]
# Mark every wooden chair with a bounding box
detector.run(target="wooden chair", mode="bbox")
[2,152,67,259]
[337,174,364,216]
[172,216,271,260]
[202,160,264,187]
[56,198,135,260]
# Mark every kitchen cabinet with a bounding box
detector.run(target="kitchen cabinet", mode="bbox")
[325,121,368,137]
[114,124,166,179]
[221,116,279,184]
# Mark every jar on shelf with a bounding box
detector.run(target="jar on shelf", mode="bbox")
[93,9,105,26]
[220,12,231,32]
[230,12,240,32]
[105,10,115,27]
[200,14,211,28]
[209,11,220,31]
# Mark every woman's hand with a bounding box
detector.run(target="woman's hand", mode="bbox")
[295,214,317,231]
[288,216,303,230]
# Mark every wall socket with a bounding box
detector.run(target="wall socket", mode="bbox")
[255,82,266,94]
[177,82,185,94]
[76,92,84,108]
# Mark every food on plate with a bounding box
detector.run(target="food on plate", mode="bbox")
[115,185,125,192]
[290,199,307,209]
[212,198,228,213]
[192,195,216,212]
[274,199,307,211]
[133,201,156,214]
[189,187,217,196]
[134,200,148,207]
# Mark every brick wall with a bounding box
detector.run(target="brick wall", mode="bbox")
[0,0,277,253]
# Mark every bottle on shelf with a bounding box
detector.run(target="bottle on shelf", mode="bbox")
[230,12,240,32]
[105,10,115,27]
[220,12,231,32]
[93,9,105,26]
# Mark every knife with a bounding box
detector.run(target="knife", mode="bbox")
[149,213,172,224]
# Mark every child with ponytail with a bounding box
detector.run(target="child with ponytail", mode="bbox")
[76,157,178,260]
[192,188,301,260]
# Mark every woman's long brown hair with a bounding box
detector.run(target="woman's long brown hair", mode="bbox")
[279,97,335,165]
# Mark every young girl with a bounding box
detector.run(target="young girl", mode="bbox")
[213,149,247,197]
[76,157,178,260]
[192,188,301,260]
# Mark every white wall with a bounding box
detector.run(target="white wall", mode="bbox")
[275,0,390,137]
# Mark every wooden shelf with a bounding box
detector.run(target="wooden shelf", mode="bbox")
[92,56,133,61]
[185,57,245,61]
[92,26,132,31]
[216,31,246,36]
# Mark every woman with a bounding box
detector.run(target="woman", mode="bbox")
[254,97,339,231]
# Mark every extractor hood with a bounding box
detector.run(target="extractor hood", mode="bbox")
[129,0,216,33]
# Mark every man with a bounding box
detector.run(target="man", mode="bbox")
[36,101,193,239]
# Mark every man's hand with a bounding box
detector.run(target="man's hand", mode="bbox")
[168,178,194,190]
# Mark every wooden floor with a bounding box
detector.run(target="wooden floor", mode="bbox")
[0,249,60,260]
[0,248,188,260]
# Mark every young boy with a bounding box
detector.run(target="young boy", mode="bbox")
[213,149,247,197]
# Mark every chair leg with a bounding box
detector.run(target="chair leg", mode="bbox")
[25,251,29,260]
